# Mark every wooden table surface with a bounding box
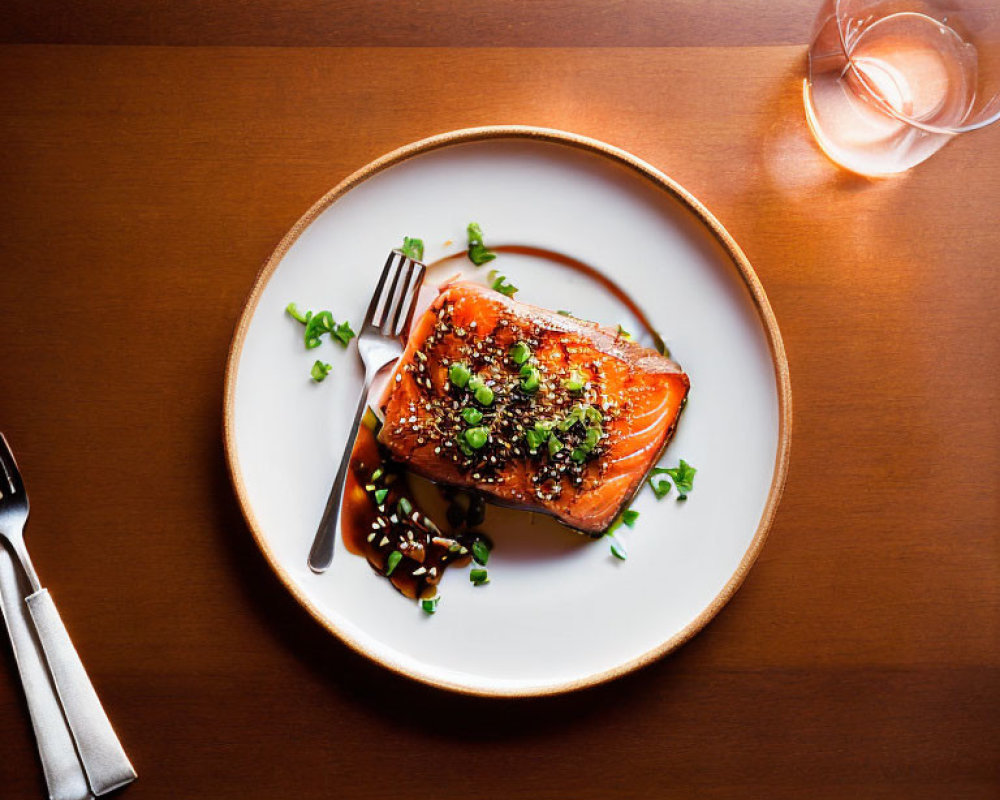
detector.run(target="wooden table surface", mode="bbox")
[1,3,998,798]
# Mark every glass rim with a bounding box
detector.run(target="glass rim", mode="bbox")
[834,0,1000,134]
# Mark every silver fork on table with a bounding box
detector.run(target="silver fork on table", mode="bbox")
[0,433,136,797]
[308,250,426,573]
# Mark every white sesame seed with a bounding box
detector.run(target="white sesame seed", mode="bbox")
[379,536,389,547]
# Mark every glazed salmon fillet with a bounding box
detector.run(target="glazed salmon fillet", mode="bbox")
[378,282,689,534]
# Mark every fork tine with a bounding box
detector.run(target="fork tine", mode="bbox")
[392,261,426,337]
[363,251,402,330]
[377,255,408,330]
[385,260,417,337]
[0,433,24,496]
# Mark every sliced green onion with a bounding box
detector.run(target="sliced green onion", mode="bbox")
[332,320,355,347]
[490,273,518,297]
[421,596,439,614]
[286,302,310,324]
[397,497,413,517]
[449,362,472,389]
[584,406,603,425]
[509,341,531,365]
[474,385,494,406]
[310,360,332,382]
[608,535,627,561]
[401,236,424,261]
[519,364,540,393]
[525,427,548,451]
[616,324,633,341]
[457,439,474,457]
[385,550,402,576]
[548,434,563,457]
[558,405,584,431]
[562,370,585,392]
[374,488,388,505]
[649,467,672,500]
[370,467,384,482]
[461,407,483,425]
[470,568,489,586]
[664,459,697,499]
[464,426,489,450]
[570,448,587,463]
[466,222,497,266]
[472,540,490,566]
[622,509,639,528]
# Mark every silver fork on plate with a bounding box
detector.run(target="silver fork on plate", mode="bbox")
[308,250,427,573]
[0,433,136,797]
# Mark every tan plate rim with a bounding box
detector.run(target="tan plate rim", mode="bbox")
[223,125,793,698]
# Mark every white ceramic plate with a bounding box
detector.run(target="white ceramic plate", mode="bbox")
[224,127,791,696]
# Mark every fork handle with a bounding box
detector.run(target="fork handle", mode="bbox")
[0,548,93,800]
[308,379,371,573]
[26,589,137,796]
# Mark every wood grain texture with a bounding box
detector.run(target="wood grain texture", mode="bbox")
[0,44,998,799]
[0,0,819,46]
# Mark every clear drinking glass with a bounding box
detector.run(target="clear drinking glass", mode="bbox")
[805,0,1000,176]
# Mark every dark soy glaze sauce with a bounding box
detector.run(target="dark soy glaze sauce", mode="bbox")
[341,423,488,599]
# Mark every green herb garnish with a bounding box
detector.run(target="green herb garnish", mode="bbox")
[649,468,672,499]
[562,369,585,392]
[468,378,494,406]
[397,497,413,517]
[466,222,496,266]
[608,534,628,561]
[616,324,633,341]
[310,360,332,382]
[519,364,540,393]
[525,422,551,452]
[370,467,384,482]
[558,405,584,431]
[509,341,531,365]
[303,310,334,349]
[461,407,483,425]
[288,304,355,350]
[664,459,697,499]
[607,507,640,534]
[472,540,490,566]
[286,302,310,324]
[470,568,490,586]
[421,596,439,614]
[385,551,402,576]
[491,274,518,297]
[548,434,563,456]
[464,426,489,450]
[401,236,424,261]
[374,488,388,505]
[331,320,355,347]
[448,362,472,389]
